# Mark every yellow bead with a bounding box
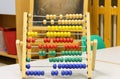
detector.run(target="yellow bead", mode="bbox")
[65,26,69,30]
[54,26,58,31]
[58,26,62,31]
[57,32,60,37]
[58,20,62,24]
[46,32,50,37]
[76,26,79,30]
[64,32,67,37]
[47,26,51,31]
[31,32,34,37]
[68,26,72,30]
[72,26,75,30]
[34,32,38,37]
[52,26,55,31]
[78,26,82,30]
[59,14,63,19]
[53,32,57,37]
[62,26,65,30]
[27,32,31,36]
[61,32,64,37]
[46,14,49,19]
[67,32,71,37]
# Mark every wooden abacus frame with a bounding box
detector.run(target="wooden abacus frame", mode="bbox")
[16,0,98,79]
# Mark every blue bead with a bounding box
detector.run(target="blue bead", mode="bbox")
[82,64,87,69]
[65,71,69,75]
[33,71,37,76]
[26,64,30,69]
[62,64,65,69]
[53,64,57,69]
[58,64,62,69]
[76,64,79,69]
[41,71,45,76]
[78,64,82,69]
[29,71,34,75]
[69,70,72,75]
[51,71,55,76]
[61,70,65,76]
[72,64,75,69]
[37,71,41,76]
[26,71,30,76]
[69,64,72,69]
[55,70,58,76]
[66,64,69,69]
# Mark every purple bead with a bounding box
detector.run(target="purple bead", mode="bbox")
[55,70,58,76]
[26,71,30,76]
[51,71,55,76]
[82,64,87,69]
[33,71,37,76]
[69,70,72,75]
[29,71,34,75]
[61,70,65,76]
[41,71,45,76]
[37,71,41,76]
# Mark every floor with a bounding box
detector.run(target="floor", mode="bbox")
[0,56,16,66]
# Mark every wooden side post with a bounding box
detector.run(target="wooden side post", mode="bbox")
[22,12,28,79]
[92,39,97,70]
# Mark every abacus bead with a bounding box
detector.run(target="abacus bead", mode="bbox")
[82,64,87,69]
[29,71,34,75]
[38,44,42,49]
[68,32,71,37]
[62,64,65,68]
[47,26,51,30]
[54,70,58,76]
[27,44,31,49]
[53,38,56,43]
[72,14,76,19]
[78,64,82,69]
[76,14,79,18]
[56,58,60,62]
[51,71,55,76]
[69,64,72,69]
[69,70,72,75]
[41,71,45,76]
[47,38,50,42]
[51,20,54,25]
[49,15,53,19]
[58,20,62,24]
[33,71,37,76]
[66,64,69,69]
[26,64,30,69]
[53,15,56,19]
[61,70,65,76]
[44,38,47,43]
[26,58,31,62]
[34,32,38,37]
[78,58,82,62]
[56,38,60,42]
[65,71,69,75]
[26,71,30,76]
[43,20,47,25]
[78,51,82,56]
[59,14,63,19]
[78,14,83,18]
[66,14,69,19]
[69,14,72,19]
[37,71,41,76]
[58,64,62,69]
[49,58,53,62]
[70,38,73,43]
[68,51,72,55]
[46,14,49,19]
[27,38,31,43]
[59,58,64,62]
[32,38,36,43]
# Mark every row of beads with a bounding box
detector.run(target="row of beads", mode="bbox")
[47,26,82,31]
[53,64,87,69]
[46,14,83,20]
[46,32,71,37]
[49,57,82,62]
[27,38,74,43]
[43,20,84,25]
[27,44,57,49]
[26,70,44,76]
[39,51,56,56]
[62,51,82,56]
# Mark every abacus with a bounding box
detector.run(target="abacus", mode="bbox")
[16,1,97,79]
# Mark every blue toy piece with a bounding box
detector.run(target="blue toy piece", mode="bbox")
[26,64,30,69]
[58,64,62,69]
[53,64,57,69]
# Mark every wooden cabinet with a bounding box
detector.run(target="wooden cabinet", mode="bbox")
[0,0,17,62]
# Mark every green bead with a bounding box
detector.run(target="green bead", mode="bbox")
[71,51,74,55]
[59,57,64,62]
[68,51,72,55]
[53,51,56,56]
[75,58,79,62]
[65,51,68,55]
[26,58,31,62]
[48,51,52,55]
[42,51,46,56]
[62,51,65,56]
[75,51,79,55]
[56,58,59,62]
[49,58,53,62]
[38,51,42,56]
[67,57,71,62]
[65,58,68,62]
[78,51,82,56]
[78,58,82,62]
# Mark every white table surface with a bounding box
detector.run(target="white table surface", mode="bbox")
[0,46,120,79]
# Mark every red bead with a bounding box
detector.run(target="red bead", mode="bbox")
[56,38,60,42]
[53,44,57,49]
[44,38,47,43]
[59,38,63,42]
[47,38,51,43]
[27,38,31,43]
[38,44,42,49]
[43,44,48,49]
[49,45,53,49]
[75,45,79,49]
[32,38,36,43]
[53,38,56,43]
[27,44,31,49]
[66,38,70,42]
[70,38,73,43]
[63,38,67,42]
